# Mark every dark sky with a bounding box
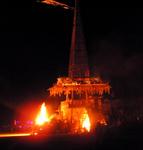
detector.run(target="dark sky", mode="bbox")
[0,1,143,117]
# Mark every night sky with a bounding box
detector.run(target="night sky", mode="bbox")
[0,1,143,120]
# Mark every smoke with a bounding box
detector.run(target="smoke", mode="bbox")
[89,36,143,99]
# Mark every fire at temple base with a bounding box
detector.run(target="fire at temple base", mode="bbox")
[47,77,110,134]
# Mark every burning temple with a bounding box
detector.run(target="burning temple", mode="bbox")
[47,0,111,133]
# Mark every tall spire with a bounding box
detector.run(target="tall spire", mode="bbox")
[68,0,90,78]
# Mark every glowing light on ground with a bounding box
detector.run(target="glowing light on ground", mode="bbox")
[82,112,91,132]
[35,102,50,126]
[0,133,31,138]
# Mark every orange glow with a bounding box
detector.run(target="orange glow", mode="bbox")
[100,119,107,126]
[41,0,73,10]
[82,112,91,132]
[0,133,31,138]
[35,102,50,126]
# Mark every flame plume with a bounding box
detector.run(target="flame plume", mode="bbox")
[35,102,49,126]
[82,112,91,132]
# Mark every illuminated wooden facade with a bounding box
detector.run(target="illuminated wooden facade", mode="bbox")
[48,0,111,132]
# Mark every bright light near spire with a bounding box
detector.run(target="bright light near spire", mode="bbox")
[41,0,73,10]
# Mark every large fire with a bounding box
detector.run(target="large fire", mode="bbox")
[82,112,91,132]
[35,102,50,126]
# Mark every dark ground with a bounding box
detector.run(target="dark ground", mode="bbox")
[0,123,143,150]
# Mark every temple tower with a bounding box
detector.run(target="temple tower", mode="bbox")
[69,0,90,78]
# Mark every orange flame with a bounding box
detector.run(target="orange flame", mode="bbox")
[35,102,49,126]
[82,112,91,132]
[41,0,73,10]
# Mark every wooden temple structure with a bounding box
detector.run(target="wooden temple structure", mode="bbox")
[48,0,111,133]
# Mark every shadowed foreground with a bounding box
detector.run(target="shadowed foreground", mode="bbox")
[0,123,143,150]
